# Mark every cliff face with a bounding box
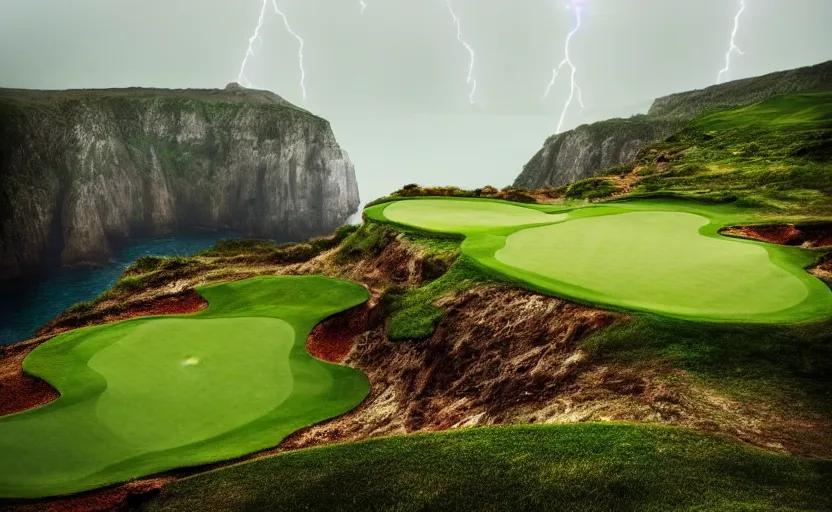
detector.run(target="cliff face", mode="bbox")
[515,116,683,188]
[515,60,832,189]
[0,84,360,279]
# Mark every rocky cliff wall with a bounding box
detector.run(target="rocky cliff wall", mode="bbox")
[515,60,832,189]
[514,116,683,188]
[0,84,360,279]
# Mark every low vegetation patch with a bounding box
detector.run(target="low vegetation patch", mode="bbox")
[583,315,832,417]
[382,257,493,340]
[565,177,621,200]
[622,92,832,216]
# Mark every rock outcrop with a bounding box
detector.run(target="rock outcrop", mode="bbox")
[0,84,360,279]
[515,116,683,188]
[515,60,832,189]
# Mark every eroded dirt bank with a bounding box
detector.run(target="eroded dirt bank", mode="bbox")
[287,284,831,459]
[721,223,832,248]
[0,340,60,417]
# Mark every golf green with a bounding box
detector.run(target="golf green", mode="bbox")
[382,197,565,232]
[0,276,370,499]
[366,198,832,323]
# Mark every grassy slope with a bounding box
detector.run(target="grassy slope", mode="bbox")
[612,92,832,217]
[368,197,832,323]
[0,276,369,499]
[143,424,832,512]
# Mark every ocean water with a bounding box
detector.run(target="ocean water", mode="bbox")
[0,231,240,346]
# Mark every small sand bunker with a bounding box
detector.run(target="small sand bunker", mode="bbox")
[181,357,200,367]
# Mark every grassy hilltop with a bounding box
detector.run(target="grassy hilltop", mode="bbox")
[516,60,832,189]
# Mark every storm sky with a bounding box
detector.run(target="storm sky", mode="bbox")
[1,0,830,201]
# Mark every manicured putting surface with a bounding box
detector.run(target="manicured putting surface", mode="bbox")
[0,276,369,499]
[497,211,808,318]
[382,198,565,232]
[367,198,832,323]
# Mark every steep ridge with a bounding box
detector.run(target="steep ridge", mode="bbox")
[0,83,360,279]
[515,60,832,188]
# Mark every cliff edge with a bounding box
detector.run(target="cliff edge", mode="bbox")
[515,60,832,189]
[0,83,360,279]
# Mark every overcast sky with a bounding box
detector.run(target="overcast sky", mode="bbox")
[1,1,830,199]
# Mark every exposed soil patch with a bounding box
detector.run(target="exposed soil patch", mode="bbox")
[282,286,624,448]
[294,234,454,293]
[283,285,832,459]
[721,223,832,248]
[307,303,372,363]
[3,477,173,512]
[0,340,60,417]
[811,252,832,285]
[36,289,208,339]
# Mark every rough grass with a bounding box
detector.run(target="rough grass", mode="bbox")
[366,184,535,208]
[605,92,832,217]
[583,315,832,413]
[141,423,832,512]
[336,222,399,262]
[384,257,493,341]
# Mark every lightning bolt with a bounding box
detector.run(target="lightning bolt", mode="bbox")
[236,1,307,100]
[716,0,746,84]
[360,1,367,14]
[544,0,585,134]
[446,0,477,104]
[272,1,307,100]
[237,0,269,88]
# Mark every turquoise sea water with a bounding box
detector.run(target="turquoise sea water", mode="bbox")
[0,231,240,346]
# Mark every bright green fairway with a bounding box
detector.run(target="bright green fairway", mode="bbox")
[367,198,832,323]
[0,276,369,499]
[382,197,565,232]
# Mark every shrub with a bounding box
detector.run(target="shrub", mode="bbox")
[336,223,397,262]
[387,302,444,341]
[64,300,95,315]
[125,256,164,274]
[565,178,620,200]
[502,190,535,203]
[203,239,278,256]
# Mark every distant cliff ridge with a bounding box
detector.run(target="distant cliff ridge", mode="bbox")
[515,60,832,189]
[515,116,684,188]
[0,84,360,279]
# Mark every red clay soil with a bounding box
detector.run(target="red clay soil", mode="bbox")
[4,477,173,512]
[37,290,208,339]
[306,304,372,363]
[0,340,60,417]
[721,223,832,247]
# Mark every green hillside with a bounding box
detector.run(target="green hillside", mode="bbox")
[143,424,832,512]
